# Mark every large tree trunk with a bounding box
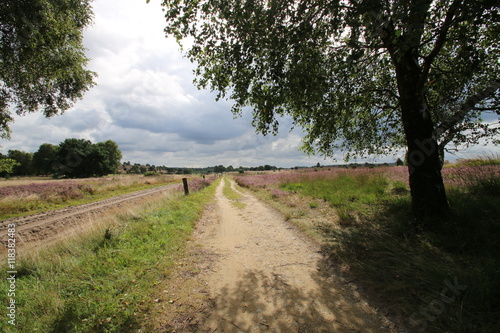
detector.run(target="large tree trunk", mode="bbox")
[396,55,450,224]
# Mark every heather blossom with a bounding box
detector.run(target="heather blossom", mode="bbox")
[235,165,499,191]
[183,176,217,193]
[0,182,94,201]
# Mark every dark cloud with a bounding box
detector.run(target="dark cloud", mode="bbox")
[2,0,497,168]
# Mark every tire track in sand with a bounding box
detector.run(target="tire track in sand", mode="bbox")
[0,183,180,256]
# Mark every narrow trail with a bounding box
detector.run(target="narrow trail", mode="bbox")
[194,178,394,332]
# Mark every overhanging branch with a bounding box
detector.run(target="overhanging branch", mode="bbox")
[432,80,500,141]
[418,0,462,90]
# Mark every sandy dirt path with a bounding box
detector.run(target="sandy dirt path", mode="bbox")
[194,178,395,332]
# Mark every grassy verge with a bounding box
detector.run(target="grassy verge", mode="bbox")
[0,175,183,220]
[222,177,245,208]
[0,178,219,332]
[236,168,500,333]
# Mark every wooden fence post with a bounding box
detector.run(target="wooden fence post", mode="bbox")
[182,178,189,195]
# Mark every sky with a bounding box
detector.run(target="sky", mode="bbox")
[0,0,498,168]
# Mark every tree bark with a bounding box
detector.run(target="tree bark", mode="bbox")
[395,54,450,224]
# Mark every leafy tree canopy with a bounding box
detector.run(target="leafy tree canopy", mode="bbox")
[0,0,96,138]
[96,140,123,174]
[56,138,122,178]
[159,0,499,160]
[7,149,33,175]
[33,143,59,175]
[0,158,19,174]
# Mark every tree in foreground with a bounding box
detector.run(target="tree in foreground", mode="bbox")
[159,0,499,223]
[0,0,96,138]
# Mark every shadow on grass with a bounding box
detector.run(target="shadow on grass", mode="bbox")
[319,188,500,333]
[49,304,141,333]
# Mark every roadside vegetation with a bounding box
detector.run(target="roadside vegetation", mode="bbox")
[0,174,187,220]
[222,177,245,209]
[235,159,500,333]
[0,177,218,332]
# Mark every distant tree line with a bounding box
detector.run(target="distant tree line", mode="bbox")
[209,165,278,173]
[0,139,122,178]
[121,163,280,175]
[121,160,408,175]
[293,159,405,170]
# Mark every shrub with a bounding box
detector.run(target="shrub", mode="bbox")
[269,188,289,199]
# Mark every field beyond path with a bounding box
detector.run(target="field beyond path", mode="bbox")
[194,178,394,332]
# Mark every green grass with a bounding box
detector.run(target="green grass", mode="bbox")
[223,177,245,208]
[281,174,390,223]
[448,156,500,167]
[0,179,218,333]
[272,172,500,332]
[0,177,180,221]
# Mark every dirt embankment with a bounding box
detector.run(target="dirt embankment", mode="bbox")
[0,183,180,257]
[168,178,396,332]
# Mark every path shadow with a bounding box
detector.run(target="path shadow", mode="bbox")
[199,266,391,332]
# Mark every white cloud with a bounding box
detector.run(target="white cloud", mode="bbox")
[1,0,497,168]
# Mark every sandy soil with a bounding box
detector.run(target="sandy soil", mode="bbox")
[190,178,395,332]
[0,183,180,257]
